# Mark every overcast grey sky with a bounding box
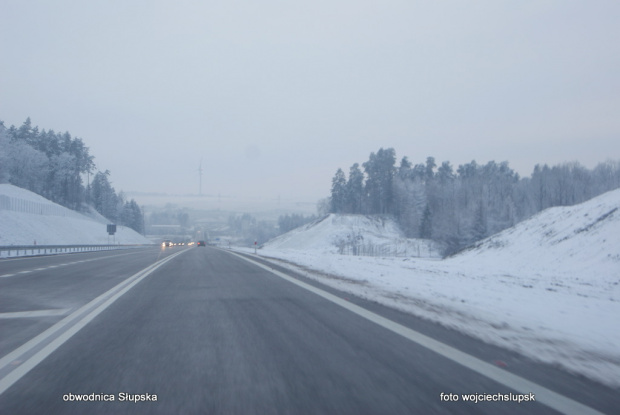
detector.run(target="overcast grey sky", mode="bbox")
[1,1,619,203]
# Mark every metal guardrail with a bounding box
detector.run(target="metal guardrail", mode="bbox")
[0,244,156,258]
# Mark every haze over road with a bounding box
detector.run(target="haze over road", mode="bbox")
[0,246,616,414]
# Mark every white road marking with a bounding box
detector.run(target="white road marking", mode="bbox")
[0,251,151,278]
[226,250,605,415]
[0,249,152,263]
[0,250,188,396]
[0,309,71,319]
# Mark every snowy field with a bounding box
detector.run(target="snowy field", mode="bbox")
[0,184,152,251]
[236,190,620,388]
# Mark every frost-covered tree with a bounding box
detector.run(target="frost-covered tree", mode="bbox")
[363,148,396,214]
[91,171,118,221]
[326,147,620,256]
[330,168,347,213]
[120,200,144,233]
[345,163,364,214]
[393,175,426,237]
[3,118,95,210]
[7,141,49,195]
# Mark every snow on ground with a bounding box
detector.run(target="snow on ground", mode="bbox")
[236,189,620,388]
[266,214,443,257]
[0,184,151,247]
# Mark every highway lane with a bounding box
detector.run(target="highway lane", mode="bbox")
[0,246,617,414]
[0,246,181,360]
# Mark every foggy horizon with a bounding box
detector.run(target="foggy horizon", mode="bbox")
[2,1,619,205]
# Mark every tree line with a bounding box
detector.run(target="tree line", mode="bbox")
[226,212,317,245]
[0,118,144,234]
[330,148,620,255]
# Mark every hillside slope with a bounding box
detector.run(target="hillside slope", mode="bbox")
[250,189,620,387]
[452,188,620,278]
[265,214,442,257]
[0,184,151,245]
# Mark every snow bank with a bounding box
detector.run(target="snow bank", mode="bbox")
[246,189,620,388]
[266,214,442,257]
[0,184,151,246]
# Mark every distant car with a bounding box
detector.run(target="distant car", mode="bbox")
[197,241,206,247]
[162,240,172,247]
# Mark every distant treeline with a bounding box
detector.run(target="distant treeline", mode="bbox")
[227,212,317,245]
[0,117,144,233]
[329,148,620,255]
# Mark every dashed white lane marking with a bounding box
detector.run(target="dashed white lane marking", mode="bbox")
[0,249,189,396]
[0,309,71,319]
[0,251,153,278]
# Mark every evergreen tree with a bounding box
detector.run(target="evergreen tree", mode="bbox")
[120,200,144,233]
[3,118,95,211]
[15,117,34,143]
[91,171,118,221]
[398,156,412,179]
[330,168,347,213]
[345,163,364,214]
[326,148,620,256]
[363,148,396,214]
[437,161,455,184]
[425,156,436,180]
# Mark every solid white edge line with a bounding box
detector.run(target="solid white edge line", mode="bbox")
[225,250,605,415]
[0,249,187,396]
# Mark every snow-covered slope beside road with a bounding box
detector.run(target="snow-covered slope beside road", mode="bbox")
[453,188,620,278]
[265,214,443,257]
[245,189,620,388]
[0,184,151,246]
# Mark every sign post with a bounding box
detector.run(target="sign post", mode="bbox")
[107,224,117,245]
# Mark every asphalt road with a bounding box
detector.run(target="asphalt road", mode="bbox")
[0,246,617,414]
